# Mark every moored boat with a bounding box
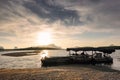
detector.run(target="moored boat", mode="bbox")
[41,47,115,66]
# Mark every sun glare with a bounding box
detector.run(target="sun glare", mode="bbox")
[41,50,48,59]
[37,31,53,45]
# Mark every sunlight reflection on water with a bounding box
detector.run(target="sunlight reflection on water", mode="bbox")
[41,50,48,59]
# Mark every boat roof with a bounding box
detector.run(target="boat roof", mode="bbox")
[66,47,115,54]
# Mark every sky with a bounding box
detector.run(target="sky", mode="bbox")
[0,0,120,49]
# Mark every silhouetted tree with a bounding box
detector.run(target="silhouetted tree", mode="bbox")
[0,46,4,51]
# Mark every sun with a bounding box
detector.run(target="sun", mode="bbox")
[37,31,53,45]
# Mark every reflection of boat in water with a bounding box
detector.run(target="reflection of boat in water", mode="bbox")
[41,47,115,66]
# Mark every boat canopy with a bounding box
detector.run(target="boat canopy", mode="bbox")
[66,47,115,54]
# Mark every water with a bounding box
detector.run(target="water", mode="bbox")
[110,50,120,70]
[0,50,120,70]
[0,50,41,69]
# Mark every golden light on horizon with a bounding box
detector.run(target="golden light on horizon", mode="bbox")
[37,31,53,45]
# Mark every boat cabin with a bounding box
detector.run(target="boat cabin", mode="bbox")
[66,47,115,63]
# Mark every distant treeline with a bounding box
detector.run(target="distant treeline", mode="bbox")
[1,46,120,51]
[3,47,62,51]
[0,46,4,51]
[16,47,62,50]
[0,48,4,51]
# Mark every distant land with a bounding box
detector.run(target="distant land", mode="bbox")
[0,44,120,51]
[0,44,63,51]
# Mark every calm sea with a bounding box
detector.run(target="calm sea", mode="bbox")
[0,50,120,71]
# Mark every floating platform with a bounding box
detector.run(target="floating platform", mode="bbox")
[41,47,114,66]
[41,56,113,67]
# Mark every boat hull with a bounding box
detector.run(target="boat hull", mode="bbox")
[41,56,113,67]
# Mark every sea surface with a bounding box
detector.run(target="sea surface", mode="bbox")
[0,50,120,71]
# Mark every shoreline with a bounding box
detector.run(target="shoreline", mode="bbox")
[0,65,120,80]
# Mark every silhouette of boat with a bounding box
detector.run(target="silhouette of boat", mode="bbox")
[41,47,115,66]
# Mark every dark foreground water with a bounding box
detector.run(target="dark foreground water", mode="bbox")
[0,50,120,71]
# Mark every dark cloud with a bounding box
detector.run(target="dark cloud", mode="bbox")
[0,0,21,23]
[90,0,101,3]
[0,0,120,33]
[89,0,120,30]
[23,0,82,26]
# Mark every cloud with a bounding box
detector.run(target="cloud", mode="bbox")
[0,0,120,48]
[0,31,16,37]
[56,0,120,30]
[0,38,12,42]
[23,0,82,26]
[1,0,120,31]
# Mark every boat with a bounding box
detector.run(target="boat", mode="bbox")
[41,47,115,66]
